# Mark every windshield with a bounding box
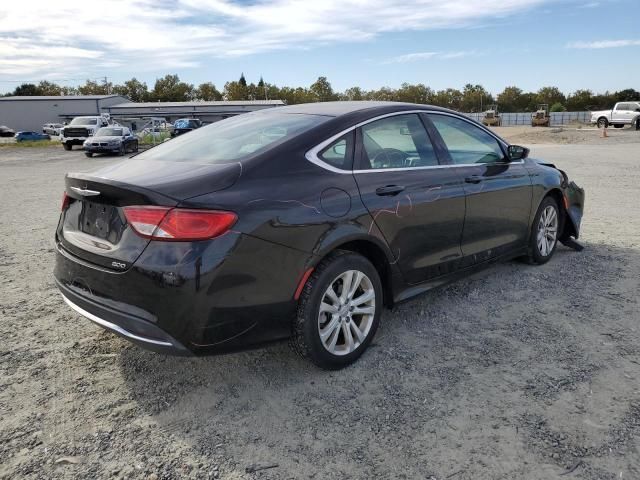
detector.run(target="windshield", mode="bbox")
[174,119,199,129]
[96,127,123,136]
[136,112,330,164]
[70,118,98,126]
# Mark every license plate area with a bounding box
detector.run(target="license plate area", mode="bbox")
[80,201,125,243]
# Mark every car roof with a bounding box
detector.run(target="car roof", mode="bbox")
[270,101,451,117]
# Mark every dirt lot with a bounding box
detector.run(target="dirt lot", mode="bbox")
[1,130,639,480]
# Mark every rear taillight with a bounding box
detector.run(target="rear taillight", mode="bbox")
[61,192,71,211]
[123,207,237,241]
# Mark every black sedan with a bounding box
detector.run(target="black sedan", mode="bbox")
[54,102,584,369]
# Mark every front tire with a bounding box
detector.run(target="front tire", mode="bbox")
[597,117,608,129]
[84,152,93,158]
[292,251,382,369]
[63,143,72,151]
[527,196,560,265]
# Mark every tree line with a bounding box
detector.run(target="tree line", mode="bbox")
[6,74,639,112]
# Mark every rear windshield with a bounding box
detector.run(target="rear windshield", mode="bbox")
[174,119,200,129]
[136,112,330,164]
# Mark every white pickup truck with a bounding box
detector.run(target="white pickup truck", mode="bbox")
[60,115,117,150]
[591,102,640,129]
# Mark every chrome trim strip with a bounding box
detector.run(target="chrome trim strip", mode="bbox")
[70,186,101,197]
[61,294,173,347]
[305,109,514,174]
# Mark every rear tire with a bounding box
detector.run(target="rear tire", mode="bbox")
[292,251,382,369]
[526,196,560,265]
[63,143,72,151]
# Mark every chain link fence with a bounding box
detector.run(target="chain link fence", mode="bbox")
[462,111,592,126]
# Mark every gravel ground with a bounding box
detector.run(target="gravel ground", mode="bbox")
[1,134,639,480]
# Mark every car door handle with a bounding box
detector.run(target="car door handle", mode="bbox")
[464,175,483,184]
[375,185,405,196]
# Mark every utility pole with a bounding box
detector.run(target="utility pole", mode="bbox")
[103,76,109,94]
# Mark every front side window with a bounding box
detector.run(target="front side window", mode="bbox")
[359,114,438,170]
[428,114,505,165]
[136,112,329,164]
[318,132,354,170]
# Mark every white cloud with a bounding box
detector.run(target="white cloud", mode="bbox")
[383,50,475,64]
[0,0,549,78]
[566,39,640,49]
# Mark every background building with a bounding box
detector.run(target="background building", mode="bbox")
[103,100,284,126]
[0,95,129,132]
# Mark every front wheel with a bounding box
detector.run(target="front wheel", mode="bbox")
[527,196,560,265]
[292,251,382,369]
[63,143,72,151]
[597,117,608,129]
[84,152,93,158]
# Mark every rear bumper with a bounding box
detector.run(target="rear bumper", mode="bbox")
[57,279,191,355]
[54,232,313,356]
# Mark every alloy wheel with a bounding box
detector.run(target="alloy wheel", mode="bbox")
[537,205,558,257]
[318,270,375,356]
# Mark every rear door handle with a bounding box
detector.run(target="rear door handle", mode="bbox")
[464,175,483,184]
[375,185,405,196]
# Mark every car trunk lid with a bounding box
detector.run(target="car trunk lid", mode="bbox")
[58,160,241,270]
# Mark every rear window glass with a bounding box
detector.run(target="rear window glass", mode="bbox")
[136,112,330,164]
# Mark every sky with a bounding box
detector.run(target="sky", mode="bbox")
[0,0,638,96]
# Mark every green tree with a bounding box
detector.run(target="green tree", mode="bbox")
[432,88,463,110]
[536,87,566,108]
[239,73,247,87]
[37,81,63,96]
[113,78,149,102]
[364,87,396,101]
[461,84,493,112]
[550,102,566,112]
[309,76,335,102]
[566,89,594,111]
[223,80,248,100]
[395,83,434,104]
[497,86,532,112]
[13,83,40,96]
[195,82,222,101]
[150,74,194,102]
[77,79,112,95]
[614,88,640,102]
[342,86,364,101]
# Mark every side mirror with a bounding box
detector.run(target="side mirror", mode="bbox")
[508,145,529,161]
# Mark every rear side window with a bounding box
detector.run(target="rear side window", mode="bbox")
[318,132,354,170]
[136,112,330,164]
[428,114,505,165]
[358,114,439,170]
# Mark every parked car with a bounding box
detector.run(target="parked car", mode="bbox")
[0,125,16,137]
[60,115,116,150]
[54,102,585,369]
[15,131,50,142]
[43,123,64,136]
[591,102,640,129]
[171,118,202,137]
[82,126,139,157]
